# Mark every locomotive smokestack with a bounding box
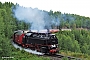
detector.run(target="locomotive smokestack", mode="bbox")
[47,29,50,33]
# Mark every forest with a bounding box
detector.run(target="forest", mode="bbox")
[0,2,90,60]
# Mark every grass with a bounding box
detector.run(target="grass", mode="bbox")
[59,50,90,60]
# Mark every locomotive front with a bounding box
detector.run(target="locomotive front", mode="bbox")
[47,34,59,54]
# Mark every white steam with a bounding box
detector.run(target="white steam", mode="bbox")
[12,41,43,55]
[13,5,60,30]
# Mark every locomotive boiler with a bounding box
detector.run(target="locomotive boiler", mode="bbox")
[13,29,59,54]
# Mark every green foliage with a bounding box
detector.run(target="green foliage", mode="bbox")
[62,57,68,60]
[56,30,90,55]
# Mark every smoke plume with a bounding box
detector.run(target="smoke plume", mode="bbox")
[12,41,43,55]
[12,5,60,30]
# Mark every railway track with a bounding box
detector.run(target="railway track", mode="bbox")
[39,54,82,60]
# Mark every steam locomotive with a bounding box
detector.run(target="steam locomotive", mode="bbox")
[13,29,59,54]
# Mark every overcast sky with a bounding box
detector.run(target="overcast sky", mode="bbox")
[1,0,90,17]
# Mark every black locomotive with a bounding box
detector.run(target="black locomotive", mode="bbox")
[13,30,59,54]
